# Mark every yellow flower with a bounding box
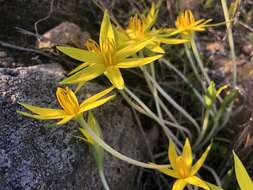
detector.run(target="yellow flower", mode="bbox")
[152,139,213,190]
[175,10,212,38]
[233,152,253,190]
[121,3,188,53]
[18,86,115,125]
[57,10,162,89]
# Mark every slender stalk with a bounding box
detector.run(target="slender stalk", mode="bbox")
[184,44,206,91]
[99,169,110,190]
[160,58,204,105]
[190,36,211,86]
[193,110,209,149]
[221,0,237,86]
[141,70,201,134]
[123,87,183,147]
[77,116,170,169]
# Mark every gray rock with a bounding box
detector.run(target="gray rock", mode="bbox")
[0,64,147,190]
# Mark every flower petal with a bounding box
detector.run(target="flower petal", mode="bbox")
[60,64,105,84]
[115,39,153,58]
[57,46,101,63]
[80,86,114,107]
[18,102,66,116]
[56,115,75,125]
[169,139,178,171]
[172,179,187,190]
[184,176,210,190]
[182,138,193,169]
[190,144,212,175]
[106,67,124,89]
[117,54,162,68]
[159,37,188,44]
[17,111,66,120]
[99,10,115,46]
[68,62,93,75]
[79,95,115,113]
[233,152,253,190]
[159,168,180,178]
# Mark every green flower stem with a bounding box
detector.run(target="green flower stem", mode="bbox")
[76,116,170,169]
[190,36,211,86]
[160,58,204,105]
[193,110,209,149]
[184,43,206,91]
[141,65,187,139]
[195,108,223,151]
[142,70,201,135]
[221,0,237,87]
[122,87,183,147]
[141,66,178,124]
[99,169,110,190]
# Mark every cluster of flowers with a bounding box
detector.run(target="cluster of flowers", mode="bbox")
[18,3,252,190]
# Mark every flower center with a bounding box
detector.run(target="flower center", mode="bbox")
[175,156,191,178]
[127,15,145,39]
[86,39,116,67]
[56,87,80,115]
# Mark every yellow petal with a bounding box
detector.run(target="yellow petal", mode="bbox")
[57,46,101,63]
[117,54,162,68]
[147,45,165,54]
[172,179,187,190]
[115,39,153,58]
[190,144,212,175]
[182,138,193,169]
[60,64,105,84]
[159,37,188,44]
[80,86,114,107]
[143,2,157,31]
[79,95,115,113]
[99,10,115,46]
[18,102,66,116]
[184,176,210,190]
[56,115,75,125]
[68,62,93,75]
[204,181,224,190]
[159,168,180,178]
[233,152,253,190]
[106,67,124,89]
[17,111,66,120]
[169,139,178,171]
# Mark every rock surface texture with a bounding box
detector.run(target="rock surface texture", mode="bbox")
[0,64,145,190]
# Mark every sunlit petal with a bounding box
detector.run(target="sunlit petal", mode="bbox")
[233,152,253,190]
[117,55,162,68]
[182,138,193,168]
[106,67,124,89]
[18,102,66,116]
[80,86,114,107]
[57,46,101,63]
[185,176,210,190]
[190,144,212,175]
[169,139,178,171]
[172,179,187,190]
[115,39,152,58]
[56,115,75,125]
[17,111,66,120]
[79,95,115,113]
[68,62,93,75]
[159,38,188,44]
[99,10,115,46]
[60,64,105,84]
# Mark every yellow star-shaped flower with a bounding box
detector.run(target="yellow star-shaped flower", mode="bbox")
[119,3,188,54]
[57,10,162,89]
[151,139,217,190]
[174,10,212,39]
[18,86,115,125]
